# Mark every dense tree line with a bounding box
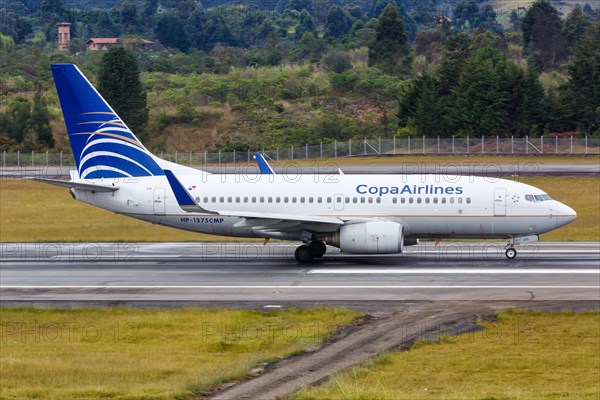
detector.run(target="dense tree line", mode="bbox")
[0,0,598,150]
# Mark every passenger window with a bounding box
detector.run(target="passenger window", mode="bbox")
[292,197,297,203]
[345,197,350,203]
[376,197,381,203]
[442,198,446,204]
[300,197,305,203]
[433,198,438,204]
[417,198,422,204]
[353,197,358,204]
[219,197,224,203]
[336,197,342,203]
[360,197,366,203]
[401,198,406,204]
[284,197,289,203]
[392,198,397,204]
[211,197,216,203]
[409,198,414,204]
[235,197,240,203]
[368,197,373,203]
[309,197,314,203]
[227,197,232,203]
[327,197,332,203]
[425,197,430,204]
[276,197,281,203]
[260,197,264,203]
[466,197,471,204]
[268,197,273,203]
[252,197,256,203]
[450,198,455,204]
[244,197,248,203]
[317,197,322,203]
[458,197,463,204]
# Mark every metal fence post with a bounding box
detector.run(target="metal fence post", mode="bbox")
[570,135,573,154]
[378,137,381,154]
[60,151,62,167]
[233,149,236,163]
[248,149,250,163]
[320,142,323,159]
[334,141,337,158]
[422,135,425,154]
[349,139,351,157]
[585,136,588,154]
[46,151,49,166]
[363,138,366,155]
[467,135,470,153]
[541,136,544,154]
[393,136,396,154]
[32,151,34,167]
[204,150,207,164]
[481,136,484,153]
[526,136,528,154]
[452,136,454,154]
[408,136,411,154]
[218,150,221,165]
[437,136,440,154]
[305,143,308,159]
[555,136,558,154]
[511,136,514,154]
[276,148,279,161]
[17,150,20,167]
[2,151,5,167]
[496,135,499,154]
[291,145,293,160]
[175,151,178,163]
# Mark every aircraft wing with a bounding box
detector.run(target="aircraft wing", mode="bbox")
[30,177,119,192]
[164,170,343,226]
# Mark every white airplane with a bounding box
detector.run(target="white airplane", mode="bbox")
[37,64,577,263]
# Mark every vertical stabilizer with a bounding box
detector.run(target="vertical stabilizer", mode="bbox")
[51,63,164,179]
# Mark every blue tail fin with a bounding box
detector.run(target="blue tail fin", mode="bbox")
[51,64,164,179]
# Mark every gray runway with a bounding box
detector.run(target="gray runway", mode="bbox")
[1,162,599,178]
[1,242,598,303]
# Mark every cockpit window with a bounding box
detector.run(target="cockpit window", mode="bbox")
[526,193,553,202]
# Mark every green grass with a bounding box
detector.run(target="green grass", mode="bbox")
[292,310,600,400]
[1,176,598,242]
[0,307,361,400]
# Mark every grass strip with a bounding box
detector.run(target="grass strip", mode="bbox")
[293,310,600,399]
[0,307,360,399]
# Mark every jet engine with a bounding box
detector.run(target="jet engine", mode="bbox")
[324,221,404,254]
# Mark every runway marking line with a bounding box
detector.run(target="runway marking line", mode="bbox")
[307,268,600,274]
[1,285,598,289]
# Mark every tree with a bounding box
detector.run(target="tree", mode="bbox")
[322,50,352,73]
[97,47,148,136]
[295,9,316,40]
[155,11,190,52]
[368,4,411,75]
[324,5,353,38]
[27,89,54,147]
[562,5,591,55]
[522,0,565,71]
[285,0,314,14]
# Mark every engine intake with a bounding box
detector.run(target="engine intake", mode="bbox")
[325,221,404,254]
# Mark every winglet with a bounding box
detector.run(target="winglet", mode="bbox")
[253,152,275,175]
[164,170,216,214]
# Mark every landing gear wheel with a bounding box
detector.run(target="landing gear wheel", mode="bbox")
[295,245,314,263]
[505,247,517,259]
[309,241,327,258]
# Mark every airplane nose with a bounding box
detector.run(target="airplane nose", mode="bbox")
[556,202,577,228]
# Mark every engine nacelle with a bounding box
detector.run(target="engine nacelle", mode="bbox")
[325,221,404,254]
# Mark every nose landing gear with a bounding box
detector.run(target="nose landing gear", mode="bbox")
[505,246,517,259]
[294,241,327,263]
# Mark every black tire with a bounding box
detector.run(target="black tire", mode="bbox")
[295,245,314,263]
[309,241,327,258]
[505,248,517,259]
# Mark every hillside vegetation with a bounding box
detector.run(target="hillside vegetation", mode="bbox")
[1,0,599,153]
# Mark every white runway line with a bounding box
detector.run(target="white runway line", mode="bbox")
[1,285,598,289]
[307,268,599,274]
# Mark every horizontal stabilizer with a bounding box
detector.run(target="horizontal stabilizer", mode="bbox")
[30,177,119,192]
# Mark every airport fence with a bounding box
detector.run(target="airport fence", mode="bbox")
[2,135,599,168]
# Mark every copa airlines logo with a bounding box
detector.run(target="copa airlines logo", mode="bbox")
[74,112,164,180]
[356,184,464,196]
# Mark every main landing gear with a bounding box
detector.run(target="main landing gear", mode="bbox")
[295,241,327,263]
